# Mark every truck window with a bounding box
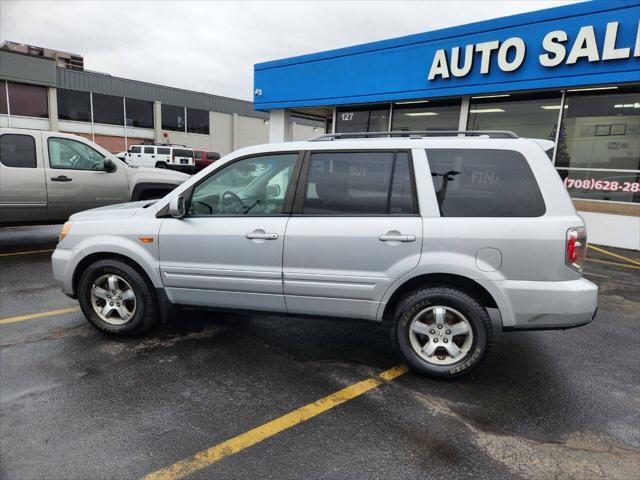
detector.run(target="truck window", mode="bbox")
[143,147,155,154]
[130,146,141,154]
[426,148,546,217]
[0,134,37,168]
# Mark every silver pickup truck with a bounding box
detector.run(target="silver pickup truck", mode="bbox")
[0,128,189,226]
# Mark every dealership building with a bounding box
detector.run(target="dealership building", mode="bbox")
[254,0,640,249]
[0,42,324,157]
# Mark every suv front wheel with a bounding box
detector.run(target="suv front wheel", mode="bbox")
[393,287,492,378]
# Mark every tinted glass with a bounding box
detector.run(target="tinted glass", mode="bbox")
[126,98,153,128]
[303,151,415,214]
[0,134,37,168]
[558,169,640,204]
[143,146,155,154]
[187,108,209,134]
[206,152,220,160]
[0,81,8,114]
[57,89,91,122]
[93,93,124,125]
[162,104,185,131]
[427,149,545,217]
[130,146,141,153]
[48,137,106,171]
[336,105,390,133]
[173,149,193,158]
[157,147,170,154]
[189,153,298,216]
[467,92,562,139]
[392,99,461,132]
[7,82,48,118]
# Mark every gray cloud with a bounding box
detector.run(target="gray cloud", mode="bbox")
[1,0,583,100]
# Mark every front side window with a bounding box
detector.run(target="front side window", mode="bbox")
[48,137,107,171]
[188,153,298,216]
[426,148,545,217]
[129,146,141,154]
[0,134,37,168]
[303,151,416,215]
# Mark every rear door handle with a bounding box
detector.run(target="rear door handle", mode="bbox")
[246,232,278,240]
[51,175,72,182]
[379,234,416,242]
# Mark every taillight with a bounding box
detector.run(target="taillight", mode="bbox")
[566,226,587,272]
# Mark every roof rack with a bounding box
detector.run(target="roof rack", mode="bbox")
[309,130,518,141]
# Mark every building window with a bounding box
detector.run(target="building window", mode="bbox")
[93,93,124,126]
[162,104,185,132]
[0,134,37,168]
[57,89,91,122]
[126,98,153,129]
[335,105,389,133]
[392,99,461,132]
[7,82,48,118]
[0,81,7,115]
[187,108,209,134]
[556,86,639,204]
[467,92,562,139]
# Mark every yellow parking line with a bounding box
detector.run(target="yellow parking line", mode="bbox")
[0,248,54,258]
[588,244,640,267]
[0,306,81,325]
[142,364,409,480]
[586,257,640,270]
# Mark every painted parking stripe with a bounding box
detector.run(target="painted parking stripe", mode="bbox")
[0,306,81,325]
[0,248,54,258]
[586,257,640,270]
[588,245,640,267]
[142,364,409,480]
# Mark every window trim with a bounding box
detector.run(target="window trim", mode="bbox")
[0,133,37,168]
[168,150,305,219]
[291,149,420,217]
[47,136,111,172]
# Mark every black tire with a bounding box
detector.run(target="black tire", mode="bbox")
[392,287,492,378]
[77,259,159,336]
[155,162,167,169]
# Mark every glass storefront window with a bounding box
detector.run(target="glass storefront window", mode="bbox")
[557,169,639,204]
[392,99,460,131]
[7,82,48,118]
[93,93,124,126]
[0,81,7,114]
[335,105,389,133]
[556,87,639,171]
[187,107,209,134]
[57,89,91,122]
[162,104,185,131]
[126,98,153,129]
[467,92,562,139]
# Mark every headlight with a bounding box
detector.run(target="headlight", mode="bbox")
[59,222,72,242]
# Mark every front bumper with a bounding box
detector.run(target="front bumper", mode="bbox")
[51,247,76,297]
[497,277,598,331]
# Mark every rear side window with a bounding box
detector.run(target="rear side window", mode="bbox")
[303,151,416,215]
[426,148,545,217]
[173,149,193,158]
[0,134,37,168]
[143,146,155,154]
[130,146,141,153]
[157,147,170,155]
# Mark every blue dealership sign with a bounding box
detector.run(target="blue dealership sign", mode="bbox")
[254,1,640,110]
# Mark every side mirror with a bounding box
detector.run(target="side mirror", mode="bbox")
[168,196,186,219]
[104,158,116,173]
[266,184,281,198]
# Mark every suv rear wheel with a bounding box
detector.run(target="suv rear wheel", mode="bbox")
[393,287,492,378]
[77,259,159,336]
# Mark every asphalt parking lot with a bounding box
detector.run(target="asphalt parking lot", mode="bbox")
[1,225,639,480]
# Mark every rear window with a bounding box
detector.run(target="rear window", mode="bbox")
[173,149,193,158]
[206,152,220,160]
[426,148,545,217]
[157,147,170,155]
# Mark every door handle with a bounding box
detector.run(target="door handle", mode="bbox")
[51,175,72,182]
[246,232,278,240]
[379,234,416,242]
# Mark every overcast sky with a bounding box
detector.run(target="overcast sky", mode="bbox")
[1,0,583,101]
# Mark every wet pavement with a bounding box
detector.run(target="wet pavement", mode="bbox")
[1,225,639,480]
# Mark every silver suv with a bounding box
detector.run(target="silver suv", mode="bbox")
[0,129,189,226]
[52,131,598,378]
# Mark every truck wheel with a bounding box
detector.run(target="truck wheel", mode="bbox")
[155,162,167,169]
[393,287,492,378]
[77,259,159,336]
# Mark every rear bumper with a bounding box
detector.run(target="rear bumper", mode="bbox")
[496,277,598,331]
